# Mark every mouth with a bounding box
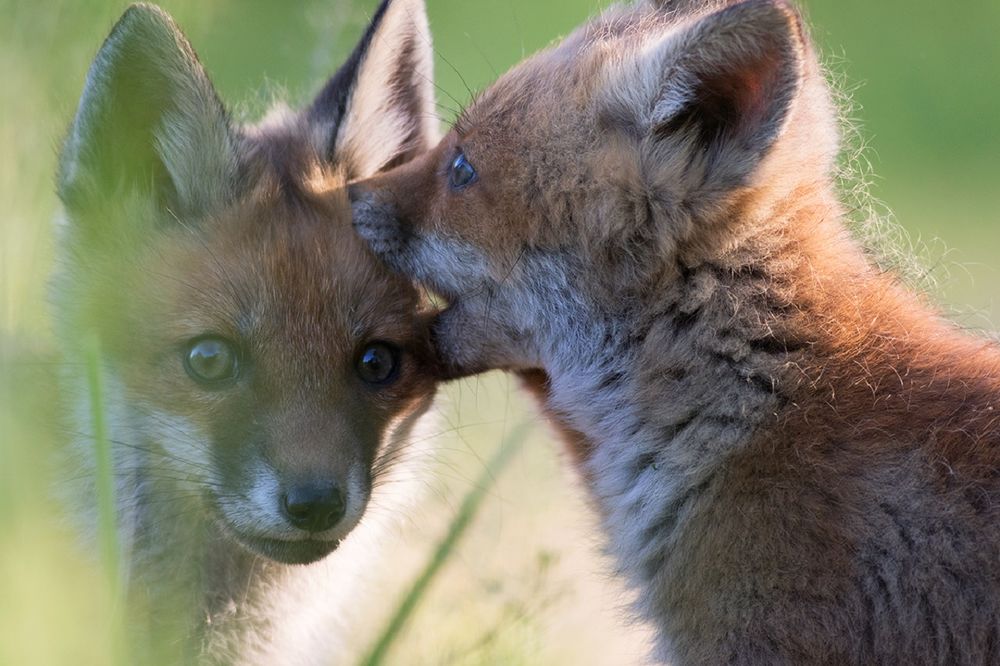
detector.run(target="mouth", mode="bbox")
[229,530,340,566]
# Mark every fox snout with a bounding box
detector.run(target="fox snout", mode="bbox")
[219,454,370,566]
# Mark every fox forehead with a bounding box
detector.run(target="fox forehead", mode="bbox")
[161,198,417,355]
[437,11,676,251]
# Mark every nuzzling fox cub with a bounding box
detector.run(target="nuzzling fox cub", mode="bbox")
[54,1,438,662]
[354,0,1000,663]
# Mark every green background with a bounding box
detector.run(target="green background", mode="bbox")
[1,0,997,663]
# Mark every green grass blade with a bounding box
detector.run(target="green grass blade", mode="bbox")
[361,420,533,666]
[84,333,119,592]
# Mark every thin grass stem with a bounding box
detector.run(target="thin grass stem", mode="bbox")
[85,333,127,663]
[361,420,532,666]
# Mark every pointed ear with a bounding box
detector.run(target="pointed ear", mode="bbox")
[310,0,437,179]
[609,0,803,193]
[58,4,234,218]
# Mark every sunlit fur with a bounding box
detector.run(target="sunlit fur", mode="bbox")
[354,0,1000,663]
[53,1,440,663]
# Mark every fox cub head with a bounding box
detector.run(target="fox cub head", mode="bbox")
[55,0,437,565]
[353,0,838,376]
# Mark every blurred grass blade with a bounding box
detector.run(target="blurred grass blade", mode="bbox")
[85,333,119,591]
[362,420,533,666]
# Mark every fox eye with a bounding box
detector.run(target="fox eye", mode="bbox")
[357,342,401,386]
[184,337,239,387]
[448,152,478,190]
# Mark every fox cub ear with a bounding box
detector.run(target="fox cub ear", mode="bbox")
[610,0,803,194]
[58,4,234,218]
[311,0,437,180]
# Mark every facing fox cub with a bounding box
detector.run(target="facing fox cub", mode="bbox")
[354,0,1000,663]
[54,0,438,662]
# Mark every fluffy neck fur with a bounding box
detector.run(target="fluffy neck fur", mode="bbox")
[523,178,1000,663]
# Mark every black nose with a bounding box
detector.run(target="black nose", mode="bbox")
[280,483,345,533]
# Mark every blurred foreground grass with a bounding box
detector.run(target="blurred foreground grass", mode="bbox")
[1,0,998,664]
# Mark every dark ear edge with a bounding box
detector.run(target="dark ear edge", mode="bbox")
[58,3,233,217]
[308,0,394,146]
[309,0,437,179]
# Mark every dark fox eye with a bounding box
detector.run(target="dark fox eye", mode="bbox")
[184,337,239,387]
[448,152,478,190]
[357,342,401,386]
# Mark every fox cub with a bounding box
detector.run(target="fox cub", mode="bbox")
[54,0,438,662]
[354,0,1000,663]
